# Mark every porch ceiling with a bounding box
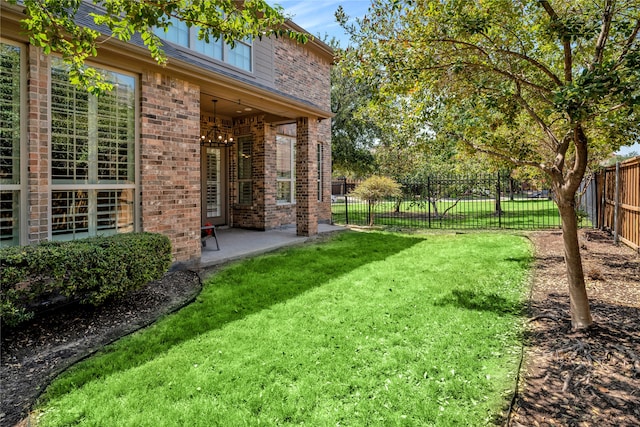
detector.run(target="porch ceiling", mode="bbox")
[200,93,301,123]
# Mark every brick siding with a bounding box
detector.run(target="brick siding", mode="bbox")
[140,71,201,263]
[26,46,50,243]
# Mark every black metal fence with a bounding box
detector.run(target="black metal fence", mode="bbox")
[331,173,577,230]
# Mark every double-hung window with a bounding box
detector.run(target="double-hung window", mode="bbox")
[276,125,296,204]
[0,40,24,248]
[237,136,253,205]
[317,143,323,202]
[155,18,252,72]
[50,59,137,241]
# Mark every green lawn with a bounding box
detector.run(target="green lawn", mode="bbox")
[36,231,532,426]
[332,198,566,229]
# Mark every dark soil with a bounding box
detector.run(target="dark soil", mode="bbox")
[1,230,638,427]
[508,230,640,426]
[0,270,202,427]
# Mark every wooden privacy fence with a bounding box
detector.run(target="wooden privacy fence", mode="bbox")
[592,157,640,251]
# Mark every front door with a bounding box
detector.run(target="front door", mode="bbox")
[202,146,227,226]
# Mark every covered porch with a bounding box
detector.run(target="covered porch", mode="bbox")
[197,223,346,270]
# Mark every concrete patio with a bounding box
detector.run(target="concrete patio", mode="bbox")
[196,223,347,270]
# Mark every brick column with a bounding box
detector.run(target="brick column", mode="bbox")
[296,117,318,236]
[26,46,50,243]
[140,71,201,263]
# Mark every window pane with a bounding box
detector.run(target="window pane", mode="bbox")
[51,61,136,241]
[0,43,21,185]
[276,135,292,179]
[226,41,252,71]
[52,190,89,240]
[276,130,295,204]
[237,136,252,180]
[193,30,223,60]
[155,18,189,47]
[317,143,322,202]
[206,147,221,217]
[277,181,291,204]
[238,181,252,205]
[0,190,19,248]
[237,136,252,205]
[97,189,134,235]
[96,72,135,183]
[51,65,89,182]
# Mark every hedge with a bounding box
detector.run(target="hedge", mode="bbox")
[1,232,172,327]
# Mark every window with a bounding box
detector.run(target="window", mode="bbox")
[0,40,23,248]
[276,124,296,204]
[155,18,252,72]
[237,136,252,205]
[50,59,136,241]
[317,143,323,202]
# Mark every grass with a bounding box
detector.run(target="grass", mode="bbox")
[332,198,567,229]
[35,231,532,426]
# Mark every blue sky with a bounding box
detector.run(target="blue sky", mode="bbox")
[273,1,370,46]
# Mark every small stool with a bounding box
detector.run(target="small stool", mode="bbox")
[201,225,220,250]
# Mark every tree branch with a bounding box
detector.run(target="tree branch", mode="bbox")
[513,82,560,147]
[616,19,640,68]
[539,0,573,83]
[592,0,615,67]
[460,138,548,173]
[424,37,562,87]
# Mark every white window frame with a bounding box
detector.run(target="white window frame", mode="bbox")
[49,59,139,241]
[0,38,27,247]
[155,19,253,72]
[276,133,296,205]
[317,143,323,202]
[237,135,253,205]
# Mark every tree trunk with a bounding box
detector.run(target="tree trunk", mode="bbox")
[556,193,593,329]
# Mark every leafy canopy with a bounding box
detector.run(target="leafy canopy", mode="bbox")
[340,0,640,179]
[9,0,309,94]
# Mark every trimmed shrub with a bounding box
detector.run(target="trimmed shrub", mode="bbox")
[0,232,172,327]
[350,176,402,226]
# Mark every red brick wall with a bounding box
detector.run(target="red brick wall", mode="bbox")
[273,37,333,227]
[26,46,50,243]
[140,71,201,263]
[273,38,331,110]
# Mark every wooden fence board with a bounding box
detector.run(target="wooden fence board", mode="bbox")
[596,156,640,251]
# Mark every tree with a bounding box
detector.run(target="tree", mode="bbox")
[7,0,308,94]
[340,0,640,329]
[331,46,379,177]
[350,175,402,226]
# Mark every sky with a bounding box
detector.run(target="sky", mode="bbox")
[273,0,370,46]
[274,1,639,156]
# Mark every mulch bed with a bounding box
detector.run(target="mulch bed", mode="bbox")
[508,230,640,426]
[1,230,638,427]
[0,271,202,427]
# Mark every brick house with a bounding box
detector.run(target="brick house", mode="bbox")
[0,2,333,265]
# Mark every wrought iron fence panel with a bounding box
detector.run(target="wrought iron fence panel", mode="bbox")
[331,173,578,230]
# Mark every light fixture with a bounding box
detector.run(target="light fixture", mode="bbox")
[201,99,234,147]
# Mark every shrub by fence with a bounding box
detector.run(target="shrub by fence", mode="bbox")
[332,173,572,230]
[0,232,172,326]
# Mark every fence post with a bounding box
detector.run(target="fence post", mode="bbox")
[614,162,620,245]
[600,170,607,230]
[343,177,349,225]
[427,176,432,228]
[496,171,502,228]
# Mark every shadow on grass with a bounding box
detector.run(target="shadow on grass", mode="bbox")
[43,231,425,399]
[434,289,526,316]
